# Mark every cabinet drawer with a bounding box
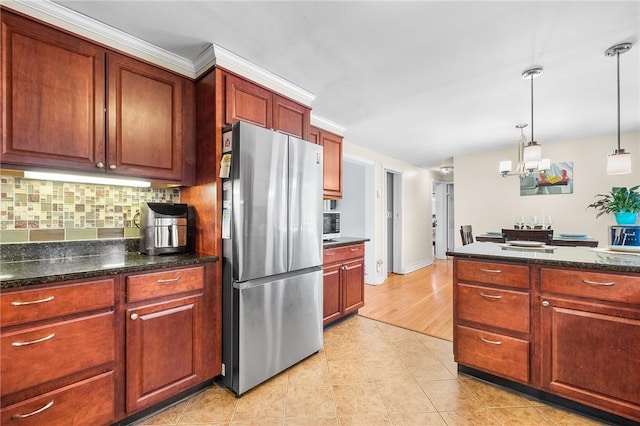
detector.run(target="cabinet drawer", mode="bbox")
[456,260,530,289]
[457,283,529,333]
[1,312,114,396]
[127,266,204,303]
[1,371,114,426]
[1,279,114,327]
[456,325,529,384]
[541,268,640,304]
[323,244,364,265]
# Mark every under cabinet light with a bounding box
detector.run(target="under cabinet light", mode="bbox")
[23,171,151,187]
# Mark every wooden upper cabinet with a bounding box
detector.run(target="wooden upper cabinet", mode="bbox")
[225,73,272,128]
[223,71,310,140]
[317,128,343,199]
[0,11,195,184]
[308,126,320,145]
[1,11,106,171]
[273,94,309,140]
[107,52,184,181]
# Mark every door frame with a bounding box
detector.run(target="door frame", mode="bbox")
[383,167,403,278]
[433,180,454,259]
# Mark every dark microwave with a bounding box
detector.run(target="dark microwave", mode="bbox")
[323,211,341,240]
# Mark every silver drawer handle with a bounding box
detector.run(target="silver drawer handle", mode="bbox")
[479,337,503,345]
[11,400,54,419]
[350,248,358,252]
[582,278,615,286]
[479,292,503,300]
[157,277,182,283]
[325,252,335,256]
[12,333,55,347]
[11,296,55,306]
[479,268,502,274]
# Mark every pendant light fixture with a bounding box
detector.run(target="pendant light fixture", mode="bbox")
[499,67,549,177]
[605,42,633,175]
[522,67,543,165]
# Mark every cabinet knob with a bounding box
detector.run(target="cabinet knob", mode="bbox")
[541,300,550,307]
[96,162,104,168]
[130,313,139,320]
[109,164,117,170]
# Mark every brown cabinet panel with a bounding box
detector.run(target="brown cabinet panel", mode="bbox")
[456,325,529,384]
[541,268,640,304]
[540,299,640,420]
[225,73,272,128]
[322,264,342,326]
[457,283,529,334]
[1,11,105,170]
[322,244,365,326]
[107,52,183,181]
[0,371,114,426]
[319,130,343,199]
[126,266,204,303]
[125,295,203,413]
[308,126,320,145]
[456,259,530,289]
[0,278,114,327]
[273,94,309,139]
[1,312,114,396]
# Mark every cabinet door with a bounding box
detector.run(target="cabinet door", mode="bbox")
[107,52,184,181]
[540,298,640,420]
[319,131,343,199]
[224,73,272,128]
[273,94,309,140]
[342,258,364,315]
[125,295,203,413]
[1,11,106,171]
[322,263,342,326]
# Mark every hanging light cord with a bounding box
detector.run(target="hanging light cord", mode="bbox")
[616,50,621,152]
[530,73,534,143]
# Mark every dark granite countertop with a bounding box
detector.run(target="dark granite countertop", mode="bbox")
[0,239,218,289]
[323,237,370,249]
[447,241,640,274]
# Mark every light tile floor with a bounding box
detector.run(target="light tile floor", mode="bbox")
[137,315,606,425]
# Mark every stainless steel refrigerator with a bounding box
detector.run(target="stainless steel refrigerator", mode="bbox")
[220,121,324,396]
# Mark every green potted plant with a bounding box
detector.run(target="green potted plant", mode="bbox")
[587,185,640,224]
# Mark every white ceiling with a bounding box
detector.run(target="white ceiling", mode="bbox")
[51,0,640,172]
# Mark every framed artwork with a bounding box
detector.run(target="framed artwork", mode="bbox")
[520,161,573,196]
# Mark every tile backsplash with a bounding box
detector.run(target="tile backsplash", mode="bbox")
[0,175,180,243]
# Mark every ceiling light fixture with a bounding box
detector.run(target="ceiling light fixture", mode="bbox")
[23,171,151,188]
[440,165,453,174]
[605,42,633,175]
[500,67,550,178]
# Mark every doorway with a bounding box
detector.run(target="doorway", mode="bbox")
[433,181,454,259]
[383,169,402,278]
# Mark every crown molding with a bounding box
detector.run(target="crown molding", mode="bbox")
[311,115,346,136]
[196,44,316,107]
[3,0,196,77]
[4,0,317,107]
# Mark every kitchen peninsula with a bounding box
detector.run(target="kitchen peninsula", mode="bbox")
[448,242,640,425]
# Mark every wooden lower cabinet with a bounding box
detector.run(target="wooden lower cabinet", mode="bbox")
[125,295,203,413]
[0,371,114,426]
[453,258,640,423]
[323,244,365,326]
[124,266,206,413]
[539,267,640,421]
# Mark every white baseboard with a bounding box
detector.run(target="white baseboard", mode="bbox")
[398,258,433,274]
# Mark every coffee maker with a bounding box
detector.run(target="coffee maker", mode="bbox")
[139,202,194,255]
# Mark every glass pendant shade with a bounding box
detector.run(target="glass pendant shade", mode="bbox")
[607,150,632,175]
[523,142,542,163]
[538,158,551,171]
[500,160,512,173]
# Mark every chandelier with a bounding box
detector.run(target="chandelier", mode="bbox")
[605,42,633,175]
[500,66,550,177]
[500,123,550,177]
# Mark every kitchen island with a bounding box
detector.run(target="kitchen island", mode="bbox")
[447,242,640,425]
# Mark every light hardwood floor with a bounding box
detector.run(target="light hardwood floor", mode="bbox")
[358,258,453,341]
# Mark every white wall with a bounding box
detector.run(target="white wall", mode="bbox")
[343,141,434,284]
[454,131,640,247]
